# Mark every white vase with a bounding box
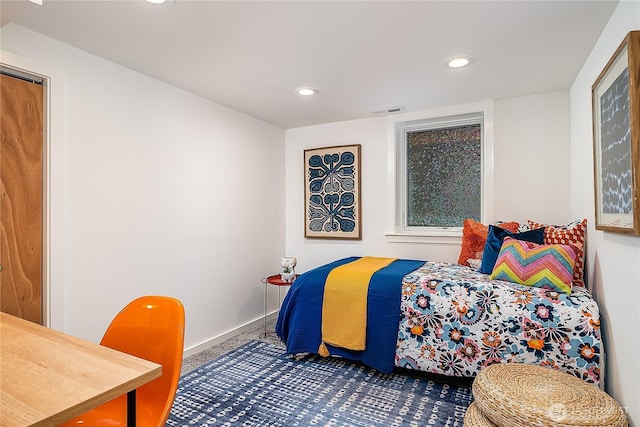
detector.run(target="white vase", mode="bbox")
[280,257,297,282]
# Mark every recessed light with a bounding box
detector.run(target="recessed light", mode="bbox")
[145,0,175,5]
[444,56,473,69]
[296,88,317,96]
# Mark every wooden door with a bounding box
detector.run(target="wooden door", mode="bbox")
[0,73,44,324]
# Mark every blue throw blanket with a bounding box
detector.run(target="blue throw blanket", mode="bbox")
[276,257,425,373]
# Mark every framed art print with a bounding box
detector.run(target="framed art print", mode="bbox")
[592,31,640,235]
[304,144,361,239]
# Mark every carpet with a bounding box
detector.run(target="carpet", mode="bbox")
[167,340,473,426]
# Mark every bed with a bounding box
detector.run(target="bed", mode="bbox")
[276,220,602,385]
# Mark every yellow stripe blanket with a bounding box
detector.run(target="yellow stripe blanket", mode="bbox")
[318,256,397,356]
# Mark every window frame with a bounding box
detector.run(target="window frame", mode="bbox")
[386,102,495,243]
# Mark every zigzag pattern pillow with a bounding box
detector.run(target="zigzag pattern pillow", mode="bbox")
[490,237,580,294]
[528,219,587,287]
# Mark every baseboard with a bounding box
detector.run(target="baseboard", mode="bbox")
[183,312,279,358]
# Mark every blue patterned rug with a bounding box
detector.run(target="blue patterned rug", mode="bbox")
[167,340,473,426]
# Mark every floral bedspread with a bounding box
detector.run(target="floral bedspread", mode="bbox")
[395,261,601,385]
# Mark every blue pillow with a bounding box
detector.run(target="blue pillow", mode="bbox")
[479,225,545,274]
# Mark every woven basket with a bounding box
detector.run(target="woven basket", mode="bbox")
[472,363,628,427]
[464,402,497,427]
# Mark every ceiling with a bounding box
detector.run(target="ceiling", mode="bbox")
[2,0,618,129]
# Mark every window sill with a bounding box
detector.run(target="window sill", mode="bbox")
[385,231,462,245]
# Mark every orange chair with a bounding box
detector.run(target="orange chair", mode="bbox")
[61,296,185,427]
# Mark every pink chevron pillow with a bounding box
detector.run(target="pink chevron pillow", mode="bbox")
[528,219,587,287]
[490,237,581,294]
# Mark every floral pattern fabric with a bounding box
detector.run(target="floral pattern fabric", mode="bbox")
[396,261,601,385]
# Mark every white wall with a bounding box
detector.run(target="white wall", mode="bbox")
[570,1,640,425]
[494,91,572,224]
[0,24,286,351]
[285,90,572,272]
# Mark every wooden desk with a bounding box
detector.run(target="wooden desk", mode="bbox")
[0,312,162,427]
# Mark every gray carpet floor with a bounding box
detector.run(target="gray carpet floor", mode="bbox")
[180,317,284,374]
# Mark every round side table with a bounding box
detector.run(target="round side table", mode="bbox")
[260,274,297,338]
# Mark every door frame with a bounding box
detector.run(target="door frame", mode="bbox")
[1,50,64,329]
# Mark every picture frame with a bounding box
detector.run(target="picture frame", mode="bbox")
[592,31,640,235]
[304,144,361,239]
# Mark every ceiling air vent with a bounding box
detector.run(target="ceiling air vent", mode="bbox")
[373,106,405,115]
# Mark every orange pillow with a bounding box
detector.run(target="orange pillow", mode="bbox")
[457,219,519,267]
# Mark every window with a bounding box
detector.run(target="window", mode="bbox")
[406,122,482,227]
[387,103,494,241]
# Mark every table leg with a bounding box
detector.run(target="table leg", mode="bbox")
[262,277,267,338]
[127,389,136,427]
